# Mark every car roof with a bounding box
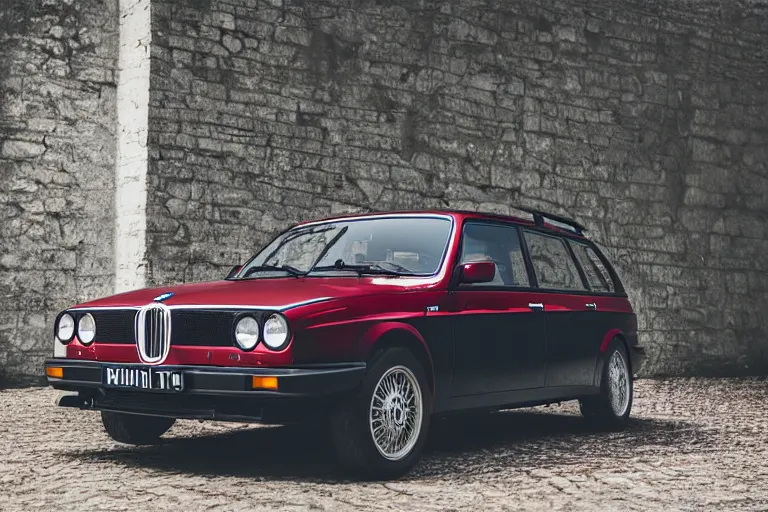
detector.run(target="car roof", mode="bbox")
[294,208,588,239]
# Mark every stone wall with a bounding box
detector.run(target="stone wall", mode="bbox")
[0,0,118,382]
[2,0,767,380]
[147,0,768,376]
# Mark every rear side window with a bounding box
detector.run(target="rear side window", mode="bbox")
[570,242,615,292]
[460,223,530,287]
[523,231,586,291]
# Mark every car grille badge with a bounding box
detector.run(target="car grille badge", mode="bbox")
[153,292,174,302]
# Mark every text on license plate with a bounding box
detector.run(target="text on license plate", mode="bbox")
[103,366,184,391]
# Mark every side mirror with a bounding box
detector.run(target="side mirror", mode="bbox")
[226,265,241,279]
[458,261,496,284]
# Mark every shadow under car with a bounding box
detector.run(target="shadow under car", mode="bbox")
[64,409,707,482]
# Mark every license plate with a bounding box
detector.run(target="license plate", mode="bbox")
[103,365,184,392]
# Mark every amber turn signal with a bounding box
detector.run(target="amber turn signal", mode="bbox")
[46,367,63,379]
[251,376,278,390]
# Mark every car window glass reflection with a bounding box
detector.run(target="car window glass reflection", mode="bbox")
[570,242,615,292]
[240,217,453,277]
[459,223,530,287]
[524,231,586,291]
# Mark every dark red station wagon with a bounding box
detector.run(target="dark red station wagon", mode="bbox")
[45,208,644,479]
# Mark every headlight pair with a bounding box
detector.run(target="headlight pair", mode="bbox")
[56,312,96,345]
[234,313,290,351]
[55,310,287,350]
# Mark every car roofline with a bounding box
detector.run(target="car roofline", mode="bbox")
[293,208,588,239]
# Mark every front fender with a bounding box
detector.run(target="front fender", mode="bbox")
[354,321,435,394]
[354,321,430,360]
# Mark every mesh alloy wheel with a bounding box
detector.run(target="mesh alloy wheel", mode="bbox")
[330,346,432,480]
[579,340,633,431]
[369,365,424,461]
[607,349,631,417]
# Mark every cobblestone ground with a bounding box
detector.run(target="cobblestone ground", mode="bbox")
[1,378,767,511]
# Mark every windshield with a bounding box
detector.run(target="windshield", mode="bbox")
[234,216,453,279]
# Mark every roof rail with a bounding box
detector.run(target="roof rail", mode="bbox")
[515,206,587,235]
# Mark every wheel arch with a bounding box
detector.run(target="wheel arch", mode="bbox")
[356,322,435,396]
[594,329,631,388]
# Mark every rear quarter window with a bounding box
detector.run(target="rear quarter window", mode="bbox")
[569,241,615,293]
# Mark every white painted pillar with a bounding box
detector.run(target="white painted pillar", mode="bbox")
[114,0,151,293]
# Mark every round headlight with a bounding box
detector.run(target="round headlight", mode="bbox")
[78,313,96,345]
[235,316,260,350]
[56,313,75,342]
[263,314,289,350]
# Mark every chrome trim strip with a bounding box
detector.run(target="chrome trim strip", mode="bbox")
[165,297,332,311]
[136,302,172,365]
[69,297,332,313]
[70,306,141,311]
[297,212,454,227]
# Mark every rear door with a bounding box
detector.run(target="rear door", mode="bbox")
[566,239,634,376]
[521,230,594,388]
[450,221,547,396]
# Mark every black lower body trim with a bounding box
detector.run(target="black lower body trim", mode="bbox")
[45,359,367,423]
[58,390,341,423]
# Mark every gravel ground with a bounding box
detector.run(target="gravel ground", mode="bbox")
[1,378,767,511]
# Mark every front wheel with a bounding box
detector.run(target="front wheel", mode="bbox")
[580,340,633,431]
[330,346,431,480]
[101,411,176,444]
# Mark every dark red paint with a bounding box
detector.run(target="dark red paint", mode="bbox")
[600,328,625,352]
[57,209,641,413]
[459,261,496,284]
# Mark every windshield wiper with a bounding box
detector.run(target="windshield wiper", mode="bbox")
[310,259,415,277]
[240,264,305,279]
[368,260,414,273]
[365,263,415,276]
[259,225,337,265]
[304,226,349,274]
[237,225,349,280]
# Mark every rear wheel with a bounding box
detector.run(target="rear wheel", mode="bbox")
[330,346,431,480]
[580,340,633,431]
[101,411,176,444]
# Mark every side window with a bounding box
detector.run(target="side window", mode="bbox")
[523,231,586,291]
[570,242,615,292]
[459,223,530,288]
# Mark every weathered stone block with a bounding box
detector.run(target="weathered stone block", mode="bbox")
[0,0,118,382]
[6,0,768,381]
[1,141,47,159]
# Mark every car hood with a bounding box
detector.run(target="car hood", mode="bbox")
[71,277,423,311]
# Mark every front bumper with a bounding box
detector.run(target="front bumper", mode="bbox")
[44,358,366,422]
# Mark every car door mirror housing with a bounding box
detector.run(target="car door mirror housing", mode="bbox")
[458,261,496,284]
[226,265,241,279]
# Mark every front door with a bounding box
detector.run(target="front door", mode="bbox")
[450,221,547,396]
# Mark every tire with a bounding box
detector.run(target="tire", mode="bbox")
[101,411,176,445]
[579,339,633,431]
[330,346,432,480]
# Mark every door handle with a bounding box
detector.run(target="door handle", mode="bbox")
[528,303,544,311]
[586,303,597,310]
